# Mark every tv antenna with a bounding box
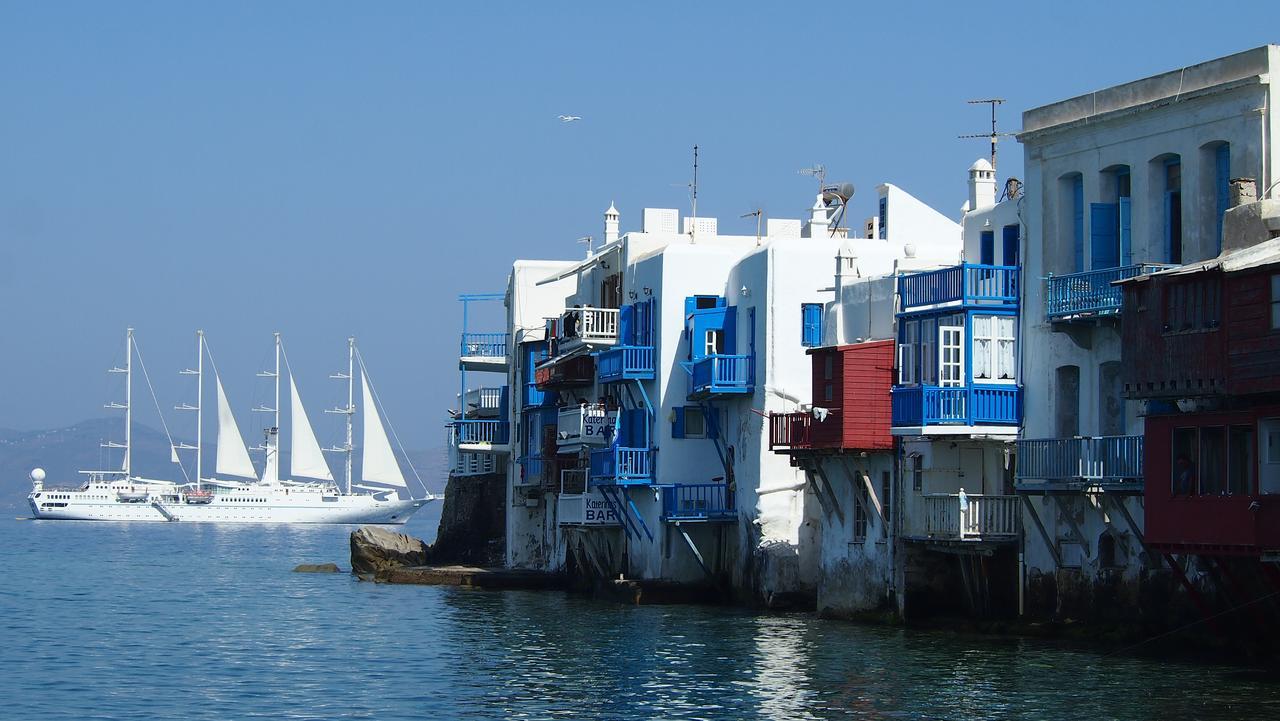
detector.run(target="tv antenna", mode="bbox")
[798,164,827,192]
[689,145,699,242]
[577,235,593,258]
[740,208,763,245]
[959,99,1014,171]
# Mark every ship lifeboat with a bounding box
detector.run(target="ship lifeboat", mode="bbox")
[184,489,214,505]
[116,489,149,503]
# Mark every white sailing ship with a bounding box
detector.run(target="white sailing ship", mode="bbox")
[26,329,434,524]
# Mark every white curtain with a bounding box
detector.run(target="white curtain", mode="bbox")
[972,316,992,380]
[997,316,1016,380]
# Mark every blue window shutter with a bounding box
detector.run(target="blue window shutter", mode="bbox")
[707,408,719,440]
[1215,144,1230,255]
[619,304,634,345]
[980,231,994,265]
[801,303,822,347]
[1090,203,1118,270]
[1072,177,1084,272]
[1001,224,1019,266]
[1119,197,1132,266]
[672,406,685,439]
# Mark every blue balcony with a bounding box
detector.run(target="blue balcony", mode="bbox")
[890,384,1020,431]
[662,483,736,522]
[687,354,753,399]
[1016,435,1144,492]
[589,446,654,486]
[459,332,509,371]
[899,263,1018,313]
[597,345,656,383]
[453,419,511,451]
[1046,264,1172,321]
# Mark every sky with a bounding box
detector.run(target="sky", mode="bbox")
[1,1,1276,451]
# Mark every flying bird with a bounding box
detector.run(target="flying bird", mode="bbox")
[558,115,582,122]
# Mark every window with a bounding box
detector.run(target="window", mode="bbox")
[898,321,917,385]
[673,406,706,439]
[1227,425,1255,496]
[980,230,994,265]
[823,354,834,381]
[1162,278,1220,332]
[1271,275,1280,330]
[878,197,888,239]
[704,329,724,356]
[801,303,823,347]
[881,470,892,517]
[1165,157,1183,264]
[910,454,923,492]
[853,489,868,543]
[971,315,1016,383]
[1214,144,1230,255]
[938,326,964,387]
[1199,426,1225,495]
[1171,427,1198,496]
[1002,224,1019,267]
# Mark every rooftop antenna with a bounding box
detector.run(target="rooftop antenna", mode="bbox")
[798,164,827,192]
[959,99,1014,172]
[740,208,763,245]
[690,144,699,243]
[577,235,594,258]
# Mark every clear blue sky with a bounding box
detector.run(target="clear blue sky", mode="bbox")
[0,2,1274,448]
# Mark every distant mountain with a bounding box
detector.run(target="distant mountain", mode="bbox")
[0,418,447,507]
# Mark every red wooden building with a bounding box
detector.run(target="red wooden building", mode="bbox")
[1119,237,1280,555]
[769,339,895,455]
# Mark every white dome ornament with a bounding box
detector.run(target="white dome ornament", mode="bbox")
[30,467,46,491]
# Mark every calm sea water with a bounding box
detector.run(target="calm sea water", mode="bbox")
[2,511,1278,721]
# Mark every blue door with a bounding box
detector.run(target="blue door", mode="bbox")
[1090,203,1118,270]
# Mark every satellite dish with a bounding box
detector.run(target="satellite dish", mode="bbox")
[838,183,855,202]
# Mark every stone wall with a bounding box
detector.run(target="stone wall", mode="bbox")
[427,472,506,566]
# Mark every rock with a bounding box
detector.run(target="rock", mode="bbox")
[350,525,428,576]
[293,563,341,573]
[427,472,505,567]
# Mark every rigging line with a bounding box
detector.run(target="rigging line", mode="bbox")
[133,339,192,485]
[1100,587,1280,659]
[354,348,432,499]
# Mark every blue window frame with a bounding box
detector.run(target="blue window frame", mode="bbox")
[1215,144,1230,255]
[1072,175,1084,272]
[801,303,823,347]
[980,231,994,265]
[1165,158,1182,264]
[878,197,888,239]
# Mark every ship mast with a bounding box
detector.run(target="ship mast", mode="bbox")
[177,331,204,489]
[103,328,133,477]
[326,336,355,495]
[253,332,282,483]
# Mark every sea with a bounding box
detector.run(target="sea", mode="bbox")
[3,509,1279,721]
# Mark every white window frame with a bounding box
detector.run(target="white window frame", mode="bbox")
[971,314,1017,384]
[938,326,964,387]
[704,329,723,357]
[898,322,917,385]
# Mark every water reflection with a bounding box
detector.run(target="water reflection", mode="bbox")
[4,519,1279,720]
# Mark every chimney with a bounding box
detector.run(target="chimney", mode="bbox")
[603,202,620,244]
[968,158,996,211]
[830,241,856,345]
[1230,178,1257,208]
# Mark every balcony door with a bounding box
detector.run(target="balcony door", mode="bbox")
[939,326,964,387]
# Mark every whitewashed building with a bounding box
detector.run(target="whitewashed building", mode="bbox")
[1013,45,1280,620]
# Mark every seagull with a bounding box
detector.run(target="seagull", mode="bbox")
[558,115,582,122]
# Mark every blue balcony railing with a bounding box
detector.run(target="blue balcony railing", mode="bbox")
[597,345,656,382]
[899,263,1018,312]
[1045,264,1172,321]
[1016,435,1144,489]
[891,384,1021,428]
[688,354,753,398]
[460,332,509,359]
[589,446,654,485]
[453,419,510,445]
[662,483,736,522]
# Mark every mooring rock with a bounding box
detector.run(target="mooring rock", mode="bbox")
[293,563,341,573]
[350,525,428,575]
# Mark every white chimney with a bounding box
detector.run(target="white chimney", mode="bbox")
[968,158,996,211]
[830,241,856,346]
[603,201,620,244]
[803,194,830,238]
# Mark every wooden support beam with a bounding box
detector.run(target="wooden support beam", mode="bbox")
[803,466,835,520]
[813,462,845,524]
[1164,553,1222,634]
[674,522,714,579]
[1020,494,1063,568]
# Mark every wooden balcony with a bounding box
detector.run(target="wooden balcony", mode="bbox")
[687,354,753,400]
[597,345,656,382]
[899,263,1018,312]
[662,483,736,522]
[589,446,654,486]
[1016,435,1143,493]
[553,307,620,352]
[891,384,1020,434]
[1047,263,1171,322]
[922,494,1020,541]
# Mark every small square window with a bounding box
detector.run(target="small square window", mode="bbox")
[684,407,707,438]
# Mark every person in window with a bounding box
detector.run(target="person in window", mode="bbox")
[1173,454,1196,496]
[565,306,580,338]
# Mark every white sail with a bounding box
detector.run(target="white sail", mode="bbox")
[361,370,408,494]
[215,374,258,479]
[289,374,334,482]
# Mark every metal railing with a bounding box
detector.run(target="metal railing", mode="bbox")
[589,446,653,484]
[557,307,620,345]
[459,332,509,359]
[662,483,736,522]
[597,345,656,382]
[891,384,1020,427]
[556,403,616,447]
[689,354,753,396]
[462,387,503,416]
[923,494,1020,539]
[1017,435,1144,485]
[453,419,510,445]
[452,451,498,476]
[1045,263,1172,320]
[899,263,1019,311]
